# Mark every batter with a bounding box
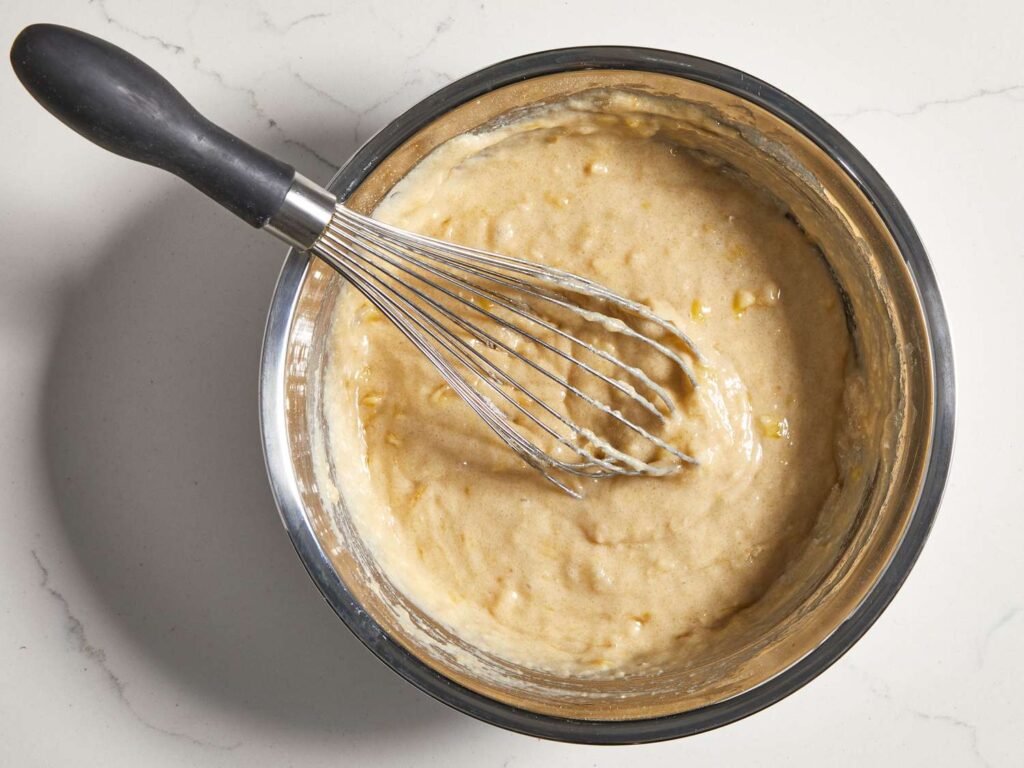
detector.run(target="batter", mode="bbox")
[323,90,851,674]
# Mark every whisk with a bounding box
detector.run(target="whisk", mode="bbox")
[12,24,699,495]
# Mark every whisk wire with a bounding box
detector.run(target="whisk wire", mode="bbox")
[319,222,696,466]
[319,230,671,476]
[344,209,701,385]
[324,220,669,421]
[313,206,700,491]
[316,240,621,494]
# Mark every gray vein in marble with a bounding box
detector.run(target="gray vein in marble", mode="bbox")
[281,138,340,176]
[31,550,240,751]
[435,16,455,35]
[347,33,454,141]
[88,0,339,176]
[384,0,457,63]
[259,10,331,34]
[408,13,455,61]
[289,65,453,152]
[908,710,991,768]
[976,606,1020,666]
[353,74,435,142]
[849,663,988,767]
[90,0,185,54]
[194,60,341,173]
[286,68,361,158]
[832,83,1024,120]
[288,68,360,117]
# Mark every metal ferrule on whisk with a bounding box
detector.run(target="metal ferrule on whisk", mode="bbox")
[263,173,337,251]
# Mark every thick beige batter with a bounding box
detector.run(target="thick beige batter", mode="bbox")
[324,90,851,674]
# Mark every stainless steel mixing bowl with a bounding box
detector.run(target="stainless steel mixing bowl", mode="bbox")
[259,47,954,743]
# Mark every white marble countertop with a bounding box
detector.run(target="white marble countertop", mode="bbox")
[1,1,1020,765]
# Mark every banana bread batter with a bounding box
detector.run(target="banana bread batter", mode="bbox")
[323,90,851,674]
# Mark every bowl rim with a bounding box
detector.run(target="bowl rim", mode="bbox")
[259,45,955,744]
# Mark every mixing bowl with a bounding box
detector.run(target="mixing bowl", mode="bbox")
[259,47,954,743]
